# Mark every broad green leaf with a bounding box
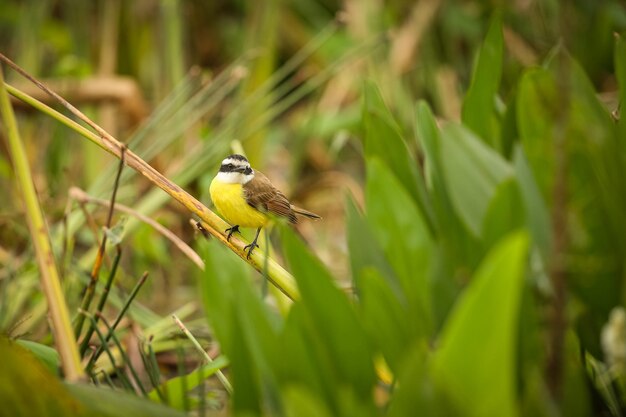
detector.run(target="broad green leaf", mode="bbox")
[198,239,263,414]
[415,101,483,270]
[0,338,186,417]
[365,157,433,337]
[229,316,263,415]
[362,81,434,232]
[148,357,229,408]
[0,338,88,417]
[433,232,529,417]
[499,91,518,160]
[198,238,250,355]
[440,123,513,237]
[513,146,552,258]
[516,68,559,201]
[560,331,591,416]
[67,384,187,417]
[414,100,441,185]
[230,263,283,415]
[358,267,414,373]
[461,13,504,150]
[282,386,333,417]
[388,346,440,417]
[481,179,524,250]
[415,102,484,330]
[518,56,625,320]
[277,304,337,411]
[345,195,396,290]
[282,230,376,405]
[16,339,60,375]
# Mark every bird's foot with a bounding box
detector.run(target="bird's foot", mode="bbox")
[243,241,259,259]
[225,225,240,241]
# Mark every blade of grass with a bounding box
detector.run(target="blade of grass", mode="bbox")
[172,314,232,394]
[86,271,150,373]
[141,337,167,403]
[0,65,83,381]
[175,342,190,412]
[79,246,122,357]
[148,338,166,401]
[86,318,134,391]
[74,147,126,340]
[97,313,148,397]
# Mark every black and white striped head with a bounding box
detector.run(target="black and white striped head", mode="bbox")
[216,154,254,184]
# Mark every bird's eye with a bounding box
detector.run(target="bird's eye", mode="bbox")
[227,164,233,169]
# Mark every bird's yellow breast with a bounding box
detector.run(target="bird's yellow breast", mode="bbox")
[209,178,268,228]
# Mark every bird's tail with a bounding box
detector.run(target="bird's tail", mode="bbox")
[291,205,322,220]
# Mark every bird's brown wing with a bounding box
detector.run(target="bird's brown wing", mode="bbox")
[243,171,298,224]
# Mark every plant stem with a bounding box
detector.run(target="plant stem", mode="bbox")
[0,65,83,381]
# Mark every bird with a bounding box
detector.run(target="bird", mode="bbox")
[209,154,321,258]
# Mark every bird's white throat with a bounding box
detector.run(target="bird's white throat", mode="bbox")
[216,170,254,184]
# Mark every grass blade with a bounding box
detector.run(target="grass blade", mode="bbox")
[0,65,82,381]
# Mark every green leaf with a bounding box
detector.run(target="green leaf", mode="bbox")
[388,346,440,417]
[67,384,187,417]
[461,13,504,150]
[230,263,282,415]
[198,238,250,355]
[358,267,413,373]
[516,68,559,201]
[415,100,483,271]
[282,230,376,405]
[15,339,60,375]
[513,146,552,258]
[362,81,434,232]
[365,157,433,337]
[198,239,262,414]
[0,338,87,417]
[345,195,396,290]
[277,304,337,410]
[440,123,513,237]
[282,386,333,417]
[433,232,529,417]
[480,179,525,250]
[560,331,591,416]
[518,56,625,320]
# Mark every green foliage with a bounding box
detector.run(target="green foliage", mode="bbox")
[362,81,434,233]
[16,339,61,375]
[440,123,513,237]
[148,357,229,410]
[0,338,185,417]
[3,2,626,416]
[197,25,626,417]
[462,13,504,150]
[433,232,528,417]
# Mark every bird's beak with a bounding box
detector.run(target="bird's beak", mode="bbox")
[233,166,248,173]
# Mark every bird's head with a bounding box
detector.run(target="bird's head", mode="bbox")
[216,154,254,184]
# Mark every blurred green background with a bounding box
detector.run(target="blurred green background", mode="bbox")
[1,0,626,416]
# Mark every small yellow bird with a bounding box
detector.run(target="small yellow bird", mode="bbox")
[210,154,321,258]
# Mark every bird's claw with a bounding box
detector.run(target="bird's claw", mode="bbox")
[225,225,240,241]
[243,242,259,259]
